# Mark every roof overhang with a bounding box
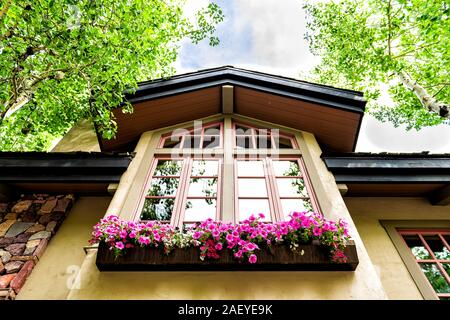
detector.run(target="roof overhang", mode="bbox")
[0,152,133,195]
[322,153,450,205]
[98,66,366,152]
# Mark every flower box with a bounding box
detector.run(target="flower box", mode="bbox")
[95,240,358,271]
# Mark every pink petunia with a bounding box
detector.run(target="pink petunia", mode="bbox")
[249,254,257,264]
[115,241,124,250]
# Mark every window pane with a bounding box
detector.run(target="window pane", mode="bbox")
[237,160,264,176]
[184,199,216,221]
[274,136,293,149]
[273,160,301,176]
[154,160,182,176]
[443,264,450,277]
[281,199,313,219]
[183,135,201,148]
[419,263,450,293]
[191,160,218,176]
[256,135,272,148]
[403,235,433,260]
[423,235,450,260]
[236,135,254,149]
[276,178,309,197]
[147,178,179,196]
[188,178,218,197]
[202,135,220,148]
[141,198,174,221]
[238,179,268,197]
[163,136,182,148]
[238,199,271,221]
[204,125,221,135]
[235,125,252,136]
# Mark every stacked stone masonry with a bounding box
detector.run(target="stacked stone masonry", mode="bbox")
[0,194,74,300]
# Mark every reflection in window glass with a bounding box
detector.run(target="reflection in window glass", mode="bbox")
[191,160,218,176]
[184,199,216,221]
[237,160,264,176]
[187,178,217,197]
[238,199,271,221]
[235,126,253,136]
[272,160,301,176]
[147,178,179,197]
[204,125,221,135]
[424,235,450,260]
[238,179,268,197]
[202,136,220,148]
[163,136,182,148]
[443,263,450,277]
[256,135,272,148]
[141,198,174,221]
[274,136,293,149]
[276,178,308,197]
[420,263,450,293]
[403,235,433,260]
[154,160,182,176]
[281,199,313,219]
[183,135,201,148]
[236,136,254,149]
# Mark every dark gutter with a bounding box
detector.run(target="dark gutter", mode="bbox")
[322,152,450,183]
[0,152,134,183]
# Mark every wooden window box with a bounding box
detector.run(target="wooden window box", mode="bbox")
[96,240,358,271]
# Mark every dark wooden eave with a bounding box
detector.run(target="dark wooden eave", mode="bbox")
[0,152,133,195]
[322,152,450,203]
[99,66,366,153]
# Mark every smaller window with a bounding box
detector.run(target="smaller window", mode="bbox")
[159,122,222,149]
[234,122,296,149]
[400,230,450,300]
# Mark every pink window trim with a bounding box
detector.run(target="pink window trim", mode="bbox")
[134,156,222,229]
[158,121,224,149]
[232,121,298,149]
[233,156,322,223]
[399,229,450,299]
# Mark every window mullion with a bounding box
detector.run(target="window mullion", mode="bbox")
[265,158,283,222]
[173,156,192,228]
[222,117,235,223]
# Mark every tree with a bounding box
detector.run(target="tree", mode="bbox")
[303,0,450,130]
[0,0,223,151]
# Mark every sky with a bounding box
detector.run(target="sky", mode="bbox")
[175,0,450,153]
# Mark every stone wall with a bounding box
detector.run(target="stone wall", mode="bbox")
[0,194,74,300]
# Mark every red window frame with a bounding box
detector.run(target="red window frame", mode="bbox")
[233,156,321,223]
[232,121,298,149]
[399,229,450,300]
[158,121,223,149]
[134,156,223,229]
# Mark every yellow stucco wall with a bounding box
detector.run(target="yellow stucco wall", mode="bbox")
[16,197,111,300]
[52,120,100,152]
[345,197,450,300]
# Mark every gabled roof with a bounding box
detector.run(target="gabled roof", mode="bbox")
[98,66,366,153]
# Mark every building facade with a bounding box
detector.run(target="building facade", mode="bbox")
[0,67,449,300]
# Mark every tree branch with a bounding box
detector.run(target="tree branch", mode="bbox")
[396,70,449,119]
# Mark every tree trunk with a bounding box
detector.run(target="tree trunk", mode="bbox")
[2,91,33,120]
[396,70,449,119]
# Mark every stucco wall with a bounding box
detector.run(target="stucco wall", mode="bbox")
[16,197,111,300]
[345,197,450,300]
[52,120,100,152]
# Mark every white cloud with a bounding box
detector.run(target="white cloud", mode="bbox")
[176,0,450,153]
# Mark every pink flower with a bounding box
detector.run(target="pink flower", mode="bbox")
[215,243,223,250]
[138,236,150,245]
[193,231,203,240]
[153,233,161,242]
[212,230,220,238]
[249,254,257,264]
[258,213,265,219]
[115,241,124,250]
[129,231,137,239]
[119,230,128,239]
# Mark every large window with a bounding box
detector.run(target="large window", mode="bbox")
[135,118,320,228]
